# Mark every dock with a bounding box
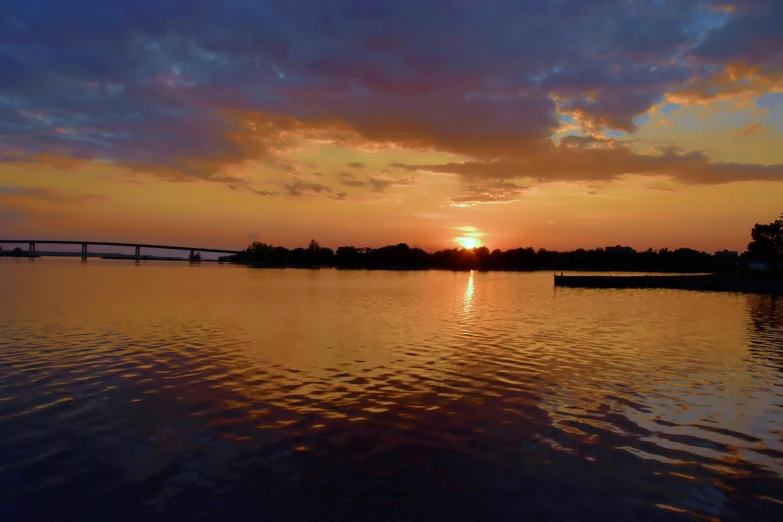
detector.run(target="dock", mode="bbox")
[554,274,783,294]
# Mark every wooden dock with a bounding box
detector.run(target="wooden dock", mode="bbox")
[554,274,783,294]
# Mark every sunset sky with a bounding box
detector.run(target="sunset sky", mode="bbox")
[1,0,782,253]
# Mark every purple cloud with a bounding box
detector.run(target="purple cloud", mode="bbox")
[0,0,779,187]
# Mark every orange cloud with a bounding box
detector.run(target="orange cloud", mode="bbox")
[739,122,764,137]
[666,65,783,108]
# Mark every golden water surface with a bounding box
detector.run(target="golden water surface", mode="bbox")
[1,258,781,520]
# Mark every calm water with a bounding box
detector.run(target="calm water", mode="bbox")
[1,258,782,521]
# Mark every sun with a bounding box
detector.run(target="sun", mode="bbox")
[456,237,480,249]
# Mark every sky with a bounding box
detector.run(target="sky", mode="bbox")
[1,0,782,253]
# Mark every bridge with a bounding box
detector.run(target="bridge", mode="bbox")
[0,240,241,261]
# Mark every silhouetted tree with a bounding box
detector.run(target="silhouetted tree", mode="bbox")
[747,213,783,269]
[335,246,362,268]
[247,241,273,261]
[288,247,308,266]
[302,239,333,266]
[270,246,290,266]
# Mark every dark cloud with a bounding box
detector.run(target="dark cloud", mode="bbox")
[329,192,348,201]
[368,177,393,193]
[449,193,519,204]
[691,1,783,71]
[0,0,780,186]
[449,180,532,205]
[283,180,332,197]
[368,175,416,193]
[336,172,369,188]
[393,142,783,186]
[336,171,416,192]
[345,162,364,169]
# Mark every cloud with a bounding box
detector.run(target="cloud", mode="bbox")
[449,193,518,204]
[392,141,783,186]
[0,0,781,192]
[283,180,332,197]
[335,170,417,193]
[646,182,678,192]
[368,174,416,193]
[345,162,364,169]
[449,180,534,205]
[739,122,764,137]
[368,178,393,193]
[664,65,783,108]
[691,1,783,72]
[336,172,369,188]
[330,192,348,201]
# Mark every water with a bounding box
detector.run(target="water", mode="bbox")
[1,258,781,521]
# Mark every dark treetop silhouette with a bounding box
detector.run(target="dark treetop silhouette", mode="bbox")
[220,214,782,273]
[747,213,783,269]
[221,243,732,273]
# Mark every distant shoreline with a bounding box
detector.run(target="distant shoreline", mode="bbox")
[243,262,713,273]
[222,240,755,274]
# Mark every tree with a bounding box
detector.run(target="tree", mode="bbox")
[270,246,290,266]
[246,241,273,260]
[747,213,783,268]
[335,246,361,268]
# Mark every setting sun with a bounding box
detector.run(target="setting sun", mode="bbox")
[456,237,480,249]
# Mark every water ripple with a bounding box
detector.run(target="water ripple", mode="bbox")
[0,260,781,520]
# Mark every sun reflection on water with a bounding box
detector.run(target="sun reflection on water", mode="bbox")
[463,270,474,316]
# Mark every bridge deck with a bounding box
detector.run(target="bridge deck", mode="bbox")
[0,240,241,255]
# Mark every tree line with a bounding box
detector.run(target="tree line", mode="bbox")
[222,240,740,272]
[223,212,782,272]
